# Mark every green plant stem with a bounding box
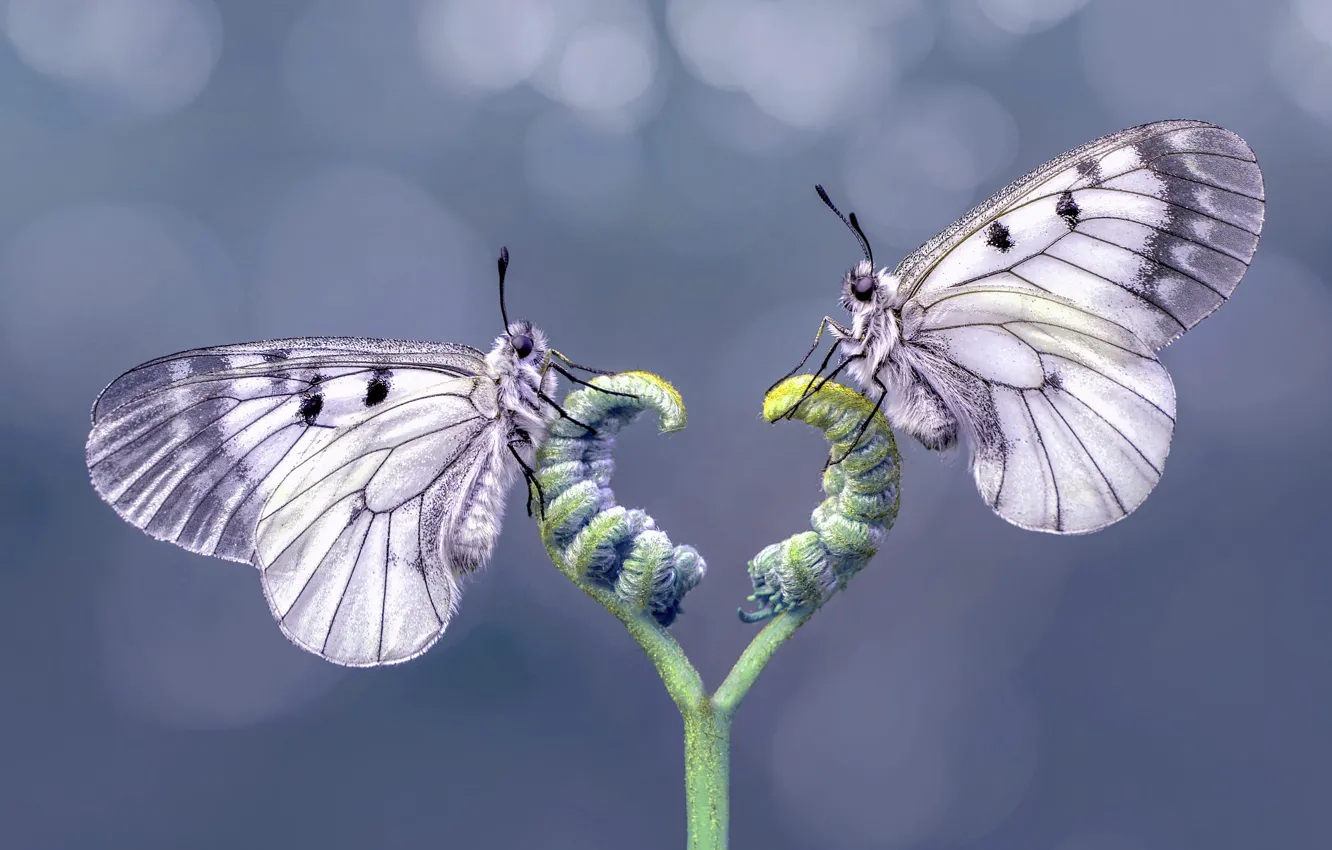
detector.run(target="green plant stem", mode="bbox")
[682,699,731,850]
[712,609,814,716]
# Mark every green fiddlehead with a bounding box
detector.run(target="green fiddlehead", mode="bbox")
[535,371,705,626]
[739,375,901,622]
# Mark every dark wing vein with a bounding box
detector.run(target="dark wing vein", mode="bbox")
[1042,387,1126,512]
[1040,350,1174,429]
[1038,252,1190,331]
[139,398,298,528]
[1019,391,1061,530]
[1075,231,1227,296]
[264,414,484,517]
[280,493,369,621]
[1051,376,1164,475]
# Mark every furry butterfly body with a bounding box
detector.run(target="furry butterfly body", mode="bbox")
[798,120,1264,534]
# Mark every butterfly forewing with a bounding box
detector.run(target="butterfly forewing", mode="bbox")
[900,120,1264,351]
[87,338,489,560]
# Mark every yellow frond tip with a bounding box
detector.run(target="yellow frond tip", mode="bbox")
[763,374,881,425]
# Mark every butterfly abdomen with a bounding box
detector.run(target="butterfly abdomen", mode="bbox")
[841,307,958,450]
[878,352,960,452]
[445,430,520,573]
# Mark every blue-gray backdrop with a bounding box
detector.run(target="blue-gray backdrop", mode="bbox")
[2,1,1329,848]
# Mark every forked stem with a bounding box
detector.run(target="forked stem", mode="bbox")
[604,600,809,849]
[713,610,813,716]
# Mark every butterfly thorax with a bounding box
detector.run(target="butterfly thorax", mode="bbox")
[836,266,902,383]
[485,321,559,436]
[833,267,961,452]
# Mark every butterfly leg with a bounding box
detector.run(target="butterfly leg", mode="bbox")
[780,352,866,422]
[533,356,599,434]
[508,439,546,518]
[790,345,843,409]
[795,351,865,409]
[537,390,598,435]
[550,361,637,400]
[768,316,853,394]
[549,349,621,379]
[774,316,859,418]
[536,355,632,424]
[828,373,888,467]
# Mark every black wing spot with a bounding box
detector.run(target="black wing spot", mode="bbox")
[1075,158,1101,183]
[364,372,390,407]
[1056,191,1080,230]
[298,392,324,426]
[261,351,289,363]
[1044,371,1064,392]
[985,221,1014,253]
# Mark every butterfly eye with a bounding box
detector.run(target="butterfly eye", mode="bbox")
[851,276,875,302]
[511,333,534,359]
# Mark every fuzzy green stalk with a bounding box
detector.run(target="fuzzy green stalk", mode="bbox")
[534,371,898,849]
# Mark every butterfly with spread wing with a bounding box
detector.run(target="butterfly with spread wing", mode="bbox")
[779,119,1265,534]
[87,248,624,666]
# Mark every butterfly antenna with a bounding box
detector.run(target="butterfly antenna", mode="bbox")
[847,212,874,268]
[815,184,874,267]
[497,246,512,330]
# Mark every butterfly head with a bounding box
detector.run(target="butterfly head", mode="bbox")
[489,319,550,374]
[506,320,542,362]
[840,259,902,322]
[840,258,879,309]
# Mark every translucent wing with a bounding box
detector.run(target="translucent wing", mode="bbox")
[87,337,488,562]
[87,337,502,665]
[901,285,1175,534]
[897,120,1264,350]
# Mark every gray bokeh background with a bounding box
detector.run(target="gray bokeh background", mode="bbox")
[2,1,1330,848]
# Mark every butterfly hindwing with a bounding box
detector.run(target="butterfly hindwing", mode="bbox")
[906,285,1175,533]
[900,120,1264,351]
[255,375,502,666]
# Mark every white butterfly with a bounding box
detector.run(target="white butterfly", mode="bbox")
[785,120,1265,534]
[87,248,616,666]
